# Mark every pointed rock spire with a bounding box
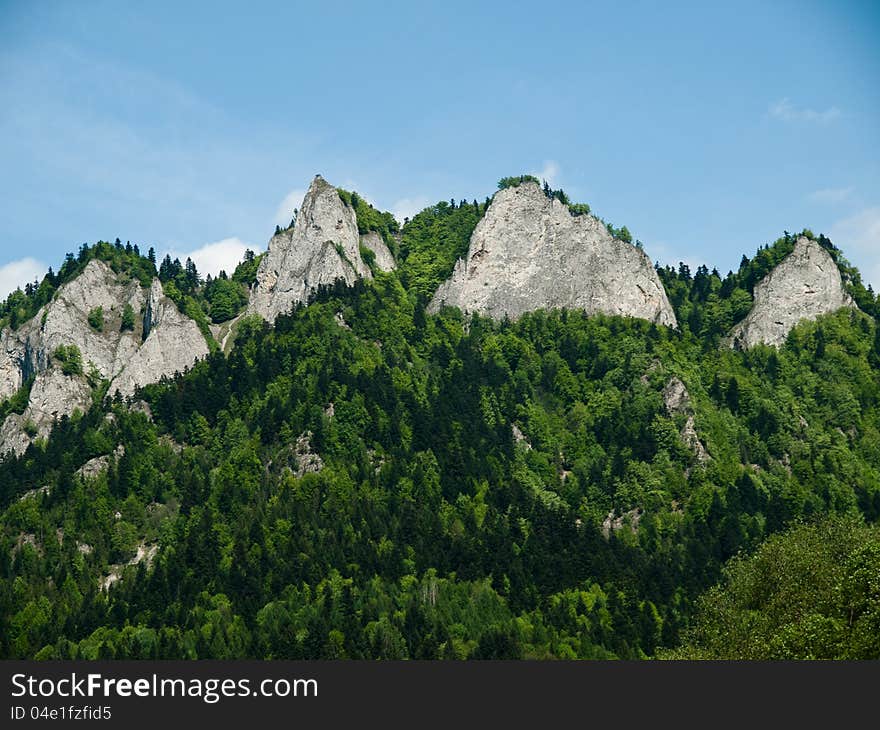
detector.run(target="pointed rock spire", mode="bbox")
[248,175,372,322]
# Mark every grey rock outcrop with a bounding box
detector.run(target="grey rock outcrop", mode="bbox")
[729,237,855,349]
[663,376,710,464]
[249,175,372,322]
[428,182,677,327]
[0,367,92,455]
[292,432,324,478]
[0,259,208,456]
[0,260,141,402]
[110,279,209,397]
[360,231,396,272]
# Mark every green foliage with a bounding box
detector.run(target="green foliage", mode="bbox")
[232,250,263,287]
[120,303,136,332]
[498,175,540,189]
[204,276,248,324]
[397,199,488,300]
[87,306,104,332]
[0,377,35,423]
[337,187,399,243]
[606,224,633,244]
[359,244,377,274]
[52,344,83,376]
[666,515,880,659]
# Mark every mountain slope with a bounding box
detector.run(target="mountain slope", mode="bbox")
[0,177,878,661]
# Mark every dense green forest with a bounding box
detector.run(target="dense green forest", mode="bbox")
[1,187,879,660]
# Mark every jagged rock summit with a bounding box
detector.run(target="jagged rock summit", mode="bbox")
[248,175,375,322]
[428,181,677,327]
[729,237,855,349]
[0,259,208,455]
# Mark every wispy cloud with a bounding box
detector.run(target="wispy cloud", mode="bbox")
[769,98,841,123]
[829,206,880,289]
[165,238,251,278]
[532,160,561,186]
[808,186,854,204]
[0,43,317,262]
[391,197,431,224]
[274,189,306,227]
[0,257,47,300]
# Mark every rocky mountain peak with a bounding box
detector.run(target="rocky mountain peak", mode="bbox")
[427,181,677,327]
[729,237,855,349]
[248,175,373,322]
[0,260,207,456]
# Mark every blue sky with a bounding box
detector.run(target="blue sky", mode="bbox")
[1,0,878,297]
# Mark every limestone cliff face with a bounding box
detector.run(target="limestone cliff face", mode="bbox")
[249,176,372,322]
[360,231,396,272]
[0,260,142,403]
[0,367,93,457]
[0,260,208,456]
[110,279,209,397]
[427,182,677,327]
[729,237,855,349]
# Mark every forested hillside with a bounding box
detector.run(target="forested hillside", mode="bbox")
[1,189,879,660]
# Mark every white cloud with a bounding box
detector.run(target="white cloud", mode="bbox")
[769,98,841,123]
[166,238,251,278]
[532,160,561,186]
[274,189,306,227]
[829,206,880,289]
[391,197,431,225]
[808,187,854,204]
[0,257,47,300]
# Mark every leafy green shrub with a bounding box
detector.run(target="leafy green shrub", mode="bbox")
[52,344,83,376]
[0,376,34,422]
[666,516,880,659]
[232,250,263,287]
[120,303,136,331]
[87,306,104,332]
[498,175,540,189]
[205,277,248,324]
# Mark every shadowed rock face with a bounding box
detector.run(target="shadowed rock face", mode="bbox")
[428,182,677,327]
[360,231,396,272]
[248,175,372,322]
[0,260,208,456]
[729,237,855,349]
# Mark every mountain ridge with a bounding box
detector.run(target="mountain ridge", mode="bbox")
[0,175,874,461]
